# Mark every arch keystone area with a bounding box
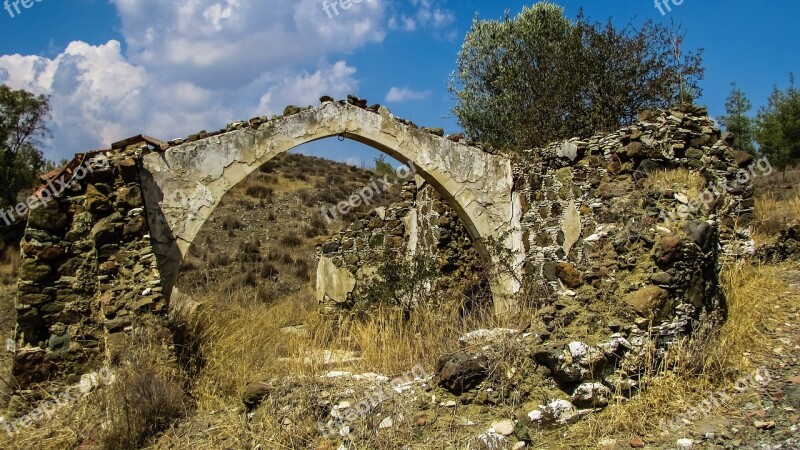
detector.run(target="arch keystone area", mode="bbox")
[139,101,524,315]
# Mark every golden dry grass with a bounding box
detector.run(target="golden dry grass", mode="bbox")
[0,246,19,287]
[561,261,785,447]
[645,168,707,200]
[0,260,790,450]
[752,189,800,244]
[181,281,497,407]
[0,331,185,450]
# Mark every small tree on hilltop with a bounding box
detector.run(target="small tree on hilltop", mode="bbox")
[720,82,756,153]
[449,3,704,151]
[373,154,397,178]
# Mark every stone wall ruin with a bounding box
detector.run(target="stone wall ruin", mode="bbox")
[10,101,754,397]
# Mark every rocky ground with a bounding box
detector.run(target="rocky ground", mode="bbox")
[224,263,800,450]
[0,153,798,449]
[643,268,800,450]
[176,151,401,300]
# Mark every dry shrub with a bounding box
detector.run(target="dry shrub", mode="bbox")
[208,252,230,268]
[238,239,261,257]
[303,215,328,238]
[180,257,200,272]
[245,183,273,201]
[221,215,242,232]
[280,232,303,248]
[261,262,279,279]
[752,189,800,243]
[259,160,278,173]
[237,269,259,287]
[256,173,277,184]
[100,360,187,449]
[298,189,316,207]
[294,259,310,281]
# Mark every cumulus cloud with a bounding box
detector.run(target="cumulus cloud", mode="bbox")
[111,0,386,89]
[385,86,431,102]
[389,0,455,37]
[254,61,360,115]
[0,0,455,159]
[344,156,364,167]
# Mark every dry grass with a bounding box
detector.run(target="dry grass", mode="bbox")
[0,246,19,286]
[752,189,800,244]
[0,330,187,450]
[143,277,526,449]
[562,261,785,447]
[645,168,707,201]
[0,258,789,449]
[179,280,497,405]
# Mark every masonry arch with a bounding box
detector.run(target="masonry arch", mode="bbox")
[139,101,522,315]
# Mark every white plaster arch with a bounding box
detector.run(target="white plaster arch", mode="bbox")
[140,102,523,315]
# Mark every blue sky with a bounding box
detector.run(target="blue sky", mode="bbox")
[0,0,798,165]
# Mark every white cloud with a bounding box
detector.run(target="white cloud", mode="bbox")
[0,1,387,158]
[0,0,455,159]
[110,0,386,89]
[386,86,431,102]
[389,0,455,36]
[344,156,364,167]
[254,61,359,115]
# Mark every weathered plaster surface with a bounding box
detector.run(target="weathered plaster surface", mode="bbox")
[140,102,523,314]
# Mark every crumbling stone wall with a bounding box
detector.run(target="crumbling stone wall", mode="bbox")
[316,179,484,310]
[12,102,754,395]
[319,105,755,411]
[515,105,752,340]
[14,145,168,389]
[320,105,753,355]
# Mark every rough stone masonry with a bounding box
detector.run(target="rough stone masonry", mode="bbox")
[11,99,752,395]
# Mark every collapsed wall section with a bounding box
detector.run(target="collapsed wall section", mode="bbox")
[319,105,755,365]
[515,105,754,344]
[13,146,167,389]
[316,179,486,311]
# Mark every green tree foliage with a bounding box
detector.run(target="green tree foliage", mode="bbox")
[449,3,704,151]
[373,154,397,178]
[756,76,800,173]
[353,251,437,315]
[0,85,50,206]
[720,82,756,153]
